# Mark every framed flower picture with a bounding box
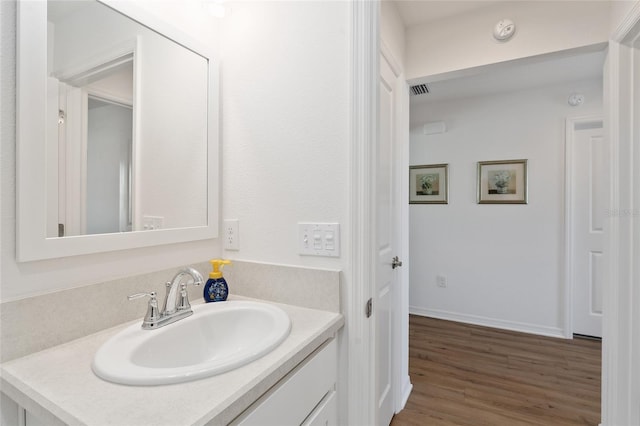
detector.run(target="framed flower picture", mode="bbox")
[409,164,448,204]
[477,159,528,204]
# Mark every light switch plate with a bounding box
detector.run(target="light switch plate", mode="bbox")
[298,223,340,257]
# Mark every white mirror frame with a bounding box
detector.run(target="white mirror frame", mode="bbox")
[16,0,219,262]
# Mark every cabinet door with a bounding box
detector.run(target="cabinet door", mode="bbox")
[25,411,49,426]
[1,394,22,426]
[233,339,337,426]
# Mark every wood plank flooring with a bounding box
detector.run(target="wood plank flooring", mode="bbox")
[391,315,601,426]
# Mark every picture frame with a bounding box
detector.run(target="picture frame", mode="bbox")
[477,159,528,204]
[409,164,448,204]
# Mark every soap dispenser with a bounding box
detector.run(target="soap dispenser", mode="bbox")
[203,259,232,302]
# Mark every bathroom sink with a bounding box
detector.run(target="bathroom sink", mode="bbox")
[92,300,291,385]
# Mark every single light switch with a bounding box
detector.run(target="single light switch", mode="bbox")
[325,232,335,250]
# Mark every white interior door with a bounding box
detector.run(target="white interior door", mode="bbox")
[46,77,60,238]
[570,119,605,338]
[376,53,400,426]
[60,86,88,237]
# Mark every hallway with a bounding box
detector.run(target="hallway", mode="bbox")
[391,316,601,425]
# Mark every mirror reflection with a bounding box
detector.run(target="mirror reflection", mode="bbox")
[46,0,209,238]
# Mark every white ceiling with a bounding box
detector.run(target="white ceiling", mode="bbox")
[389,1,607,104]
[391,0,503,28]
[411,49,606,104]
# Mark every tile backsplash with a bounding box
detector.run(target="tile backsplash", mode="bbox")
[0,261,340,363]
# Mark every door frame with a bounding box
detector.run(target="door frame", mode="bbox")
[602,3,640,425]
[348,1,410,424]
[350,1,640,424]
[563,114,604,339]
[347,1,378,424]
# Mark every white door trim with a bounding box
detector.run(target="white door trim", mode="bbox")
[380,41,402,80]
[348,1,378,425]
[602,3,640,425]
[563,115,604,339]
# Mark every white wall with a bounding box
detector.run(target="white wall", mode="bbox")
[381,0,405,69]
[409,78,603,336]
[220,1,351,421]
[0,1,222,301]
[405,1,611,81]
[220,1,350,269]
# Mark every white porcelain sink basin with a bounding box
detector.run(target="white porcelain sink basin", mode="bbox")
[92,300,291,385]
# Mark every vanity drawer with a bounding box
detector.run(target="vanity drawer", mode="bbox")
[231,338,337,426]
[302,388,337,426]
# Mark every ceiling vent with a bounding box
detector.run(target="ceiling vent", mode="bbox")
[410,84,429,96]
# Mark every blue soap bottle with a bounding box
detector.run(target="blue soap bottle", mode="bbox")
[203,259,231,302]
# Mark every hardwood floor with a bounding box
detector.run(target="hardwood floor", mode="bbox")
[391,315,601,426]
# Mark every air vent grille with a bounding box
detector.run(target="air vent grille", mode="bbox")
[410,84,429,96]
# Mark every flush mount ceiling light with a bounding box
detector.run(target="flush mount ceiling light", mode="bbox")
[493,18,516,41]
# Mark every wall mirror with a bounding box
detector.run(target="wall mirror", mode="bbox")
[17,0,219,261]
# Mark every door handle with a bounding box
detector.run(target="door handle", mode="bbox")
[392,256,403,269]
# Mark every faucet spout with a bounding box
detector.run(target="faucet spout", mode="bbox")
[164,267,204,315]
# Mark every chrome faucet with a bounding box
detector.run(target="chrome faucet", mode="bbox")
[128,267,204,330]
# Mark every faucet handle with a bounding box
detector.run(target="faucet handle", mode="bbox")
[128,291,157,301]
[177,283,191,311]
[128,291,160,328]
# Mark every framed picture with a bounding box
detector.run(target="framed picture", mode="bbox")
[477,159,528,204]
[409,164,448,204]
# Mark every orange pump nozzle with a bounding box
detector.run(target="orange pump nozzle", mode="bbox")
[209,259,231,279]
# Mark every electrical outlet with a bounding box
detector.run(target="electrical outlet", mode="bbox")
[142,215,164,230]
[224,219,239,250]
[436,274,447,288]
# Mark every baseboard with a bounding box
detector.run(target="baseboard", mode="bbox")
[409,306,566,339]
[397,376,412,412]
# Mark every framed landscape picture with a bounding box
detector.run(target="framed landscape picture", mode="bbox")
[409,164,448,204]
[477,159,528,204]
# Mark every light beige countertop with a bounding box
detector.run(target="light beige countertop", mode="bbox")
[0,295,344,426]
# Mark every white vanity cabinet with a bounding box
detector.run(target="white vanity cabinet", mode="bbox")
[230,338,338,426]
[3,337,338,426]
[1,301,343,426]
